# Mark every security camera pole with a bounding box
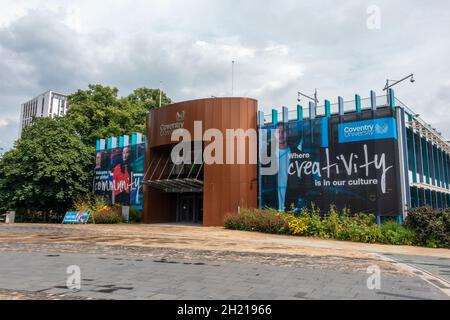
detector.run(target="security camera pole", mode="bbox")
[297,88,319,106]
[383,73,415,91]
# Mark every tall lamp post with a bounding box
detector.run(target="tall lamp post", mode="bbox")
[297,89,319,105]
[231,60,235,97]
[159,81,163,108]
[383,73,415,91]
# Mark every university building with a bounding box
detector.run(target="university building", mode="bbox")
[94,90,450,227]
[19,90,68,136]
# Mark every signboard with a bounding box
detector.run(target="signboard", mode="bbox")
[63,211,90,224]
[338,118,397,143]
[261,115,401,216]
[93,143,144,208]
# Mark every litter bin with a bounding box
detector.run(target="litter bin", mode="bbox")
[5,211,15,224]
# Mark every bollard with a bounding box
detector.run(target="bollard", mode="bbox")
[121,206,130,224]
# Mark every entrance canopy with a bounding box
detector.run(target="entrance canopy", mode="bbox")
[144,178,203,193]
[144,146,204,194]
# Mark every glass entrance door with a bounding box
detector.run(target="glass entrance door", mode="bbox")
[179,196,193,222]
[177,194,203,223]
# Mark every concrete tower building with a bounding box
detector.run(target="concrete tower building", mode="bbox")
[19,90,69,136]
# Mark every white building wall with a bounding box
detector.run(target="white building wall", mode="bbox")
[19,90,69,136]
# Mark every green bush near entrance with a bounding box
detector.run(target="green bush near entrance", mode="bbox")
[224,206,450,249]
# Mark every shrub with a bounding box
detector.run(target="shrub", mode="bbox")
[129,206,142,223]
[225,206,449,248]
[74,196,122,224]
[405,207,449,248]
[74,195,109,213]
[284,214,309,235]
[224,208,288,234]
[381,221,416,246]
[90,205,123,224]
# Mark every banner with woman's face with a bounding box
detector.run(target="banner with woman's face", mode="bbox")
[93,143,145,209]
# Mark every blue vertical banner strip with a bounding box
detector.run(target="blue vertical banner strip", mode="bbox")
[95,140,100,151]
[408,114,417,183]
[297,104,303,121]
[309,101,316,120]
[355,94,362,113]
[400,109,411,210]
[370,90,377,111]
[136,133,143,144]
[389,88,395,111]
[445,153,450,189]
[107,137,112,150]
[271,109,278,126]
[321,118,329,148]
[99,139,105,150]
[282,106,289,123]
[338,96,344,116]
[131,133,137,145]
[119,136,124,148]
[325,100,331,117]
[111,137,117,149]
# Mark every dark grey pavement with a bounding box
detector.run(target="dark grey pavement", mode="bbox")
[382,253,450,283]
[0,251,448,300]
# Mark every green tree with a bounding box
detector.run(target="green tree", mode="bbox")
[0,117,93,214]
[127,87,172,110]
[66,84,171,146]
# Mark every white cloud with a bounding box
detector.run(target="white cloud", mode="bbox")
[0,0,450,151]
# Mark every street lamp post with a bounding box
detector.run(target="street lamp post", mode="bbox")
[297,89,319,105]
[231,60,235,97]
[159,81,163,108]
[383,73,415,91]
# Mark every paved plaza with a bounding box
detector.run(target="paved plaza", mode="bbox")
[0,224,448,300]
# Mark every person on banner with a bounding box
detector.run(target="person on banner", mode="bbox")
[112,147,131,205]
[261,122,305,212]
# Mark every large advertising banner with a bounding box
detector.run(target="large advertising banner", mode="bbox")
[261,115,401,216]
[93,143,145,209]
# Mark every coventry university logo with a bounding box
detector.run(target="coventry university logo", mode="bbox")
[375,123,389,135]
[176,111,185,122]
[339,118,397,143]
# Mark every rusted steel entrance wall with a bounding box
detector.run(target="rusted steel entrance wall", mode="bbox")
[143,97,258,226]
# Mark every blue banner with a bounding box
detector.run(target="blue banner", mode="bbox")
[63,211,90,224]
[338,118,397,143]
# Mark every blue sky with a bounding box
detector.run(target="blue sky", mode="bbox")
[1,0,450,151]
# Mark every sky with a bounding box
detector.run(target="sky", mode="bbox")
[0,0,450,151]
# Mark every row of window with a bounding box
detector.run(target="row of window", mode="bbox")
[406,127,450,190]
[410,186,450,209]
[23,98,39,120]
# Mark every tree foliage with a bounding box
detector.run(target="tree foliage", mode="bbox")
[0,84,172,215]
[0,117,93,213]
[66,84,171,146]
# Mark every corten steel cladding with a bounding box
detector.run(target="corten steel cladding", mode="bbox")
[143,97,258,226]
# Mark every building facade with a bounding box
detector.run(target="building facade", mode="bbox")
[143,97,258,226]
[19,91,69,135]
[138,90,449,226]
[259,89,450,223]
